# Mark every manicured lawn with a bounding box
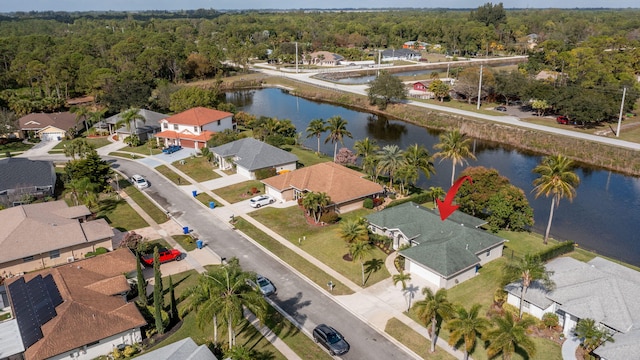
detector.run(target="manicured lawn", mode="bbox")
[249,207,390,287]
[0,140,32,155]
[213,180,264,204]
[385,318,456,360]
[446,258,507,311]
[172,156,221,182]
[234,217,353,295]
[123,184,169,224]
[194,192,222,208]
[109,151,143,159]
[118,142,163,156]
[95,195,148,231]
[172,234,197,252]
[286,146,332,167]
[155,165,182,185]
[86,137,112,148]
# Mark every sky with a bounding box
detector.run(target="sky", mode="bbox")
[2,0,639,12]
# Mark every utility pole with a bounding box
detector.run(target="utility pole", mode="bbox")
[616,87,627,137]
[377,50,382,77]
[295,42,298,74]
[476,65,483,110]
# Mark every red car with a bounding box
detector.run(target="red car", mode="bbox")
[141,248,184,266]
[556,116,570,125]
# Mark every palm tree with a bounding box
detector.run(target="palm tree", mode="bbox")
[306,118,326,154]
[395,163,418,195]
[428,186,446,207]
[183,272,222,343]
[376,144,406,189]
[404,143,436,180]
[301,192,331,224]
[413,287,454,353]
[70,105,90,132]
[87,108,107,131]
[324,116,353,162]
[503,254,554,318]
[338,218,369,244]
[392,271,413,311]
[115,108,145,139]
[532,154,580,244]
[433,130,477,186]
[445,304,491,360]
[348,240,374,286]
[574,318,615,353]
[484,311,536,360]
[354,137,380,179]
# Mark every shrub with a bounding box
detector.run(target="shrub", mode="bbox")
[255,167,277,180]
[320,212,339,224]
[542,313,559,329]
[95,247,108,255]
[250,187,259,194]
[363,198,374,209]
[373,197,384,207]
[123,345,138,357]
[535,241,575,262]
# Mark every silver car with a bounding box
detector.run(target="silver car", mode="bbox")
[248,275,276,296]
[130,174,149,189]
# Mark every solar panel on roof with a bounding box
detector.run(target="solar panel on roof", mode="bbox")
[44,274,63,307]
[8,278,44,348]
[29,275,57,325]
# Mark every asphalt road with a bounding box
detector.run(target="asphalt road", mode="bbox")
[110,157,415,360]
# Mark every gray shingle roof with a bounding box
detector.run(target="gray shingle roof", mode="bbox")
[105,109,167,135]
[0,158,55,193]
[367,202,504,277]
[134,338,218,360]
[210,138,298,171]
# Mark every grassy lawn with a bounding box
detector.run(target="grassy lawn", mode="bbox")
[0,140,32,155]
[249,207,390,287]
[109,151,144,159]
[122,183,169,224]
[234,217,353,295]
[213,180,264,204]
[173,234,197,252]
[118,142,164,156]
[385,318,456,360]
[155,165,182,185]
[172,156,221,182]
[194,192,223,208]
[286,146,332,167]
[95,195,148,232]
[51,137,111,152]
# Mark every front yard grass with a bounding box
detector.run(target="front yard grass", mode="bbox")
[118,142,163,156]
[234,217,353,295]
[122,183,169,224]
[109,151,143,159]
[172,234,196,252]
[213,180,264,204]
[155,165,182,185]
[286,146,332,167]
[385,318,456,360]
[194,192,222,208]
[249,207,390,287]
[95,196,148,231]
[172,156,221,182]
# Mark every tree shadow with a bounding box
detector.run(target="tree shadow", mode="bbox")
[273,291,310,328]
[363,258,384,285]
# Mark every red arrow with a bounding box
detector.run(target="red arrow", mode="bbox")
[436,176,473,221]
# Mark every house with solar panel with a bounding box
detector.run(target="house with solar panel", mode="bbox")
[0,201,114,277]
[2,249,146,360]
[366,202,505,289]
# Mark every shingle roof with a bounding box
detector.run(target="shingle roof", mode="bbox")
[164,107,232,126]
[105,109,167,134]
[261,162,383,205]
[210,138,298,171]
[0,201,112,263]
[18,112,77,131]
[367,202,504,277]
[594,328,640,360]
[134,338,219,360]
[0,158,56,193]
[7,249,146,360]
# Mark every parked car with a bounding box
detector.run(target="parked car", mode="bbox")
[141,248,184,266]
[313,324,350,356]
[557,116,570,125]
[162,145,182,154]
[495,105,507,112]
[130,174,149,189]
[248,275,276,296]
[249,194,275,208]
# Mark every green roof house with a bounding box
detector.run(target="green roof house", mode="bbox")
[366,202,505,289]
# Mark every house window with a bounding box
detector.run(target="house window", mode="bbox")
[173,124,179,130]
[193,126,199,132]
[23,255,34,262]
[163,123,168,129]
[217,120,221,126]
[49,250,60,259]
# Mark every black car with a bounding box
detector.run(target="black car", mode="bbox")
[313,324,350,356]
[495,105,507,112]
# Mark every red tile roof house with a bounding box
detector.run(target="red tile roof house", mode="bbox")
[18,112,83,141]
[4,248,146,360]
[154,107,235,150]
[0,201,114,277]
[261,162,384,214]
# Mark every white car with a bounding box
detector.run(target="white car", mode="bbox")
[249,194,275,208]
[130,174,149,189]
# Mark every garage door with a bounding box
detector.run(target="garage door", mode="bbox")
[179,139,195,148]
[41,133,62,141]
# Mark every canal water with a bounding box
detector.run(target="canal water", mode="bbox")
[226,88,640,266]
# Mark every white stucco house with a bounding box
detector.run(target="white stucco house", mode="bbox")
[155,107,235,150]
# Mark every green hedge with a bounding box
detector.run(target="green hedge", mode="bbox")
[535,241,575,262]
[385,192,433,208]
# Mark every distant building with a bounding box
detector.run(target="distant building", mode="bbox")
[402,41,430,50]
[304,51,345,66]
[381,48,420,61]
[155,107,235,150]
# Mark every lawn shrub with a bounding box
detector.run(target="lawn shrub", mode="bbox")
[385,192,432,208]
[535,241,575,262]
[363,198,374,209]
[255,167,277,180]
[320,212,339,224]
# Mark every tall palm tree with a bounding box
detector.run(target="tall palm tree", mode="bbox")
[348,240,374,286]
[413,287,454,353]
[376,144,406,189]
[183,272,222,343]
[428,186,446,208]
[115,108,145,139]
[404,143,436,180]
[445,304,491,360]
[395,163,418,195]
[306,118,326,154]
[87,108,107,131]
[503,255,554,318]
[532,154,580,244]
[338,218,369,244]
[433,130,476,186]
[354,137,380,179]
[324,116,353,162]
[302,191,331,224]
[484,311,536,360]
[392,271,413,311]
[70,105,90,132]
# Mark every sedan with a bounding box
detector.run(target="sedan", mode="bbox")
[130,174,149,189]
[495,105,507,112]
[248,275,276,296]
[249,194,275,208]
[313,324,350,356]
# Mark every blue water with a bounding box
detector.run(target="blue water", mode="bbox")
[226,88,640,266]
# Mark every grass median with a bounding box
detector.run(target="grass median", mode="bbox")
[122,184,169,224]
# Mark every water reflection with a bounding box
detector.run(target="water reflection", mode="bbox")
[365,115,408,141]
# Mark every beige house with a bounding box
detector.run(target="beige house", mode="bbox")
[261,162,383,214]
[0,201,113,277]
